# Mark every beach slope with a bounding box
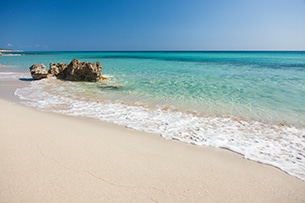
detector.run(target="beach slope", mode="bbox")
[0,99,304,202]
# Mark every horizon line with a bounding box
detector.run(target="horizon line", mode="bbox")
[10,49,305,52]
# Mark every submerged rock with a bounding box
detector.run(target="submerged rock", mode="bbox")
[100,84,122,89]
[29,64,49,80]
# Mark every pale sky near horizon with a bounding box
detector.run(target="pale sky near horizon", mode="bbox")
[1,0,305,51]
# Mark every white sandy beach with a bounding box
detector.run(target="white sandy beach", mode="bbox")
[0,81,305,202]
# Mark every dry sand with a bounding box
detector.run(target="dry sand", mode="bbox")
[0,81,305,202]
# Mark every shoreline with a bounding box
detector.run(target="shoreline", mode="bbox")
[0,79,305,202]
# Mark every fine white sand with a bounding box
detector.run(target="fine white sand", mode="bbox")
[1,98,305,203]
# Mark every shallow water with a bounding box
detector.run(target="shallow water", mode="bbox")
[1,51,305,180]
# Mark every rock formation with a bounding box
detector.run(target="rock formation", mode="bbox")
[29,59,107,82]
[65,59,102,82]
[29,64,49,80]
[48,62,68,79]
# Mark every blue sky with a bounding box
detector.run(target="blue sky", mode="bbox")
[1,0,305,51]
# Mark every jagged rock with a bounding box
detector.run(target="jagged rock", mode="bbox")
[29,59,105,82]
[48,62,68,79]
[65,59,102,82]
[29,64,49,80]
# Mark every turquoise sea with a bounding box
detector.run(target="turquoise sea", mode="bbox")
[1,51,305,180]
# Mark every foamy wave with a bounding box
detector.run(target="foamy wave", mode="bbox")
[0,54,22,56]
[15,79,305,180]
[0,71,30,79]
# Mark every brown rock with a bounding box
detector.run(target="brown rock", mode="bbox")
[98,75,110,82]
[29,64,48,80]
[29,59,109,83]
[48,62,68,79]
[65,59,102,82]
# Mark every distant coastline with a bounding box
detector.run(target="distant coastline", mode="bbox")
[0,49,23,55]
[0,49,23,56]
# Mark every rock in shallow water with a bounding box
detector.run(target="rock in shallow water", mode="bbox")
[29,59,105,82]
[48,62,68,79]
[65,59,102,82]
[29,64,49,80]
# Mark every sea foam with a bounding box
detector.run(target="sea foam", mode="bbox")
[14,78,305,180]
[0,71,29,79]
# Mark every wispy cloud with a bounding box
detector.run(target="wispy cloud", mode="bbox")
[24,44,49,50]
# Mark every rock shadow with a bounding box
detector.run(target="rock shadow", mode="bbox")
[19,78,34,82]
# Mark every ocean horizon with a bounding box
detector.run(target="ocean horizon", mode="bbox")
[1,51,305,180]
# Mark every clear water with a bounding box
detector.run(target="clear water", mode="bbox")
[1,51,305,180]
